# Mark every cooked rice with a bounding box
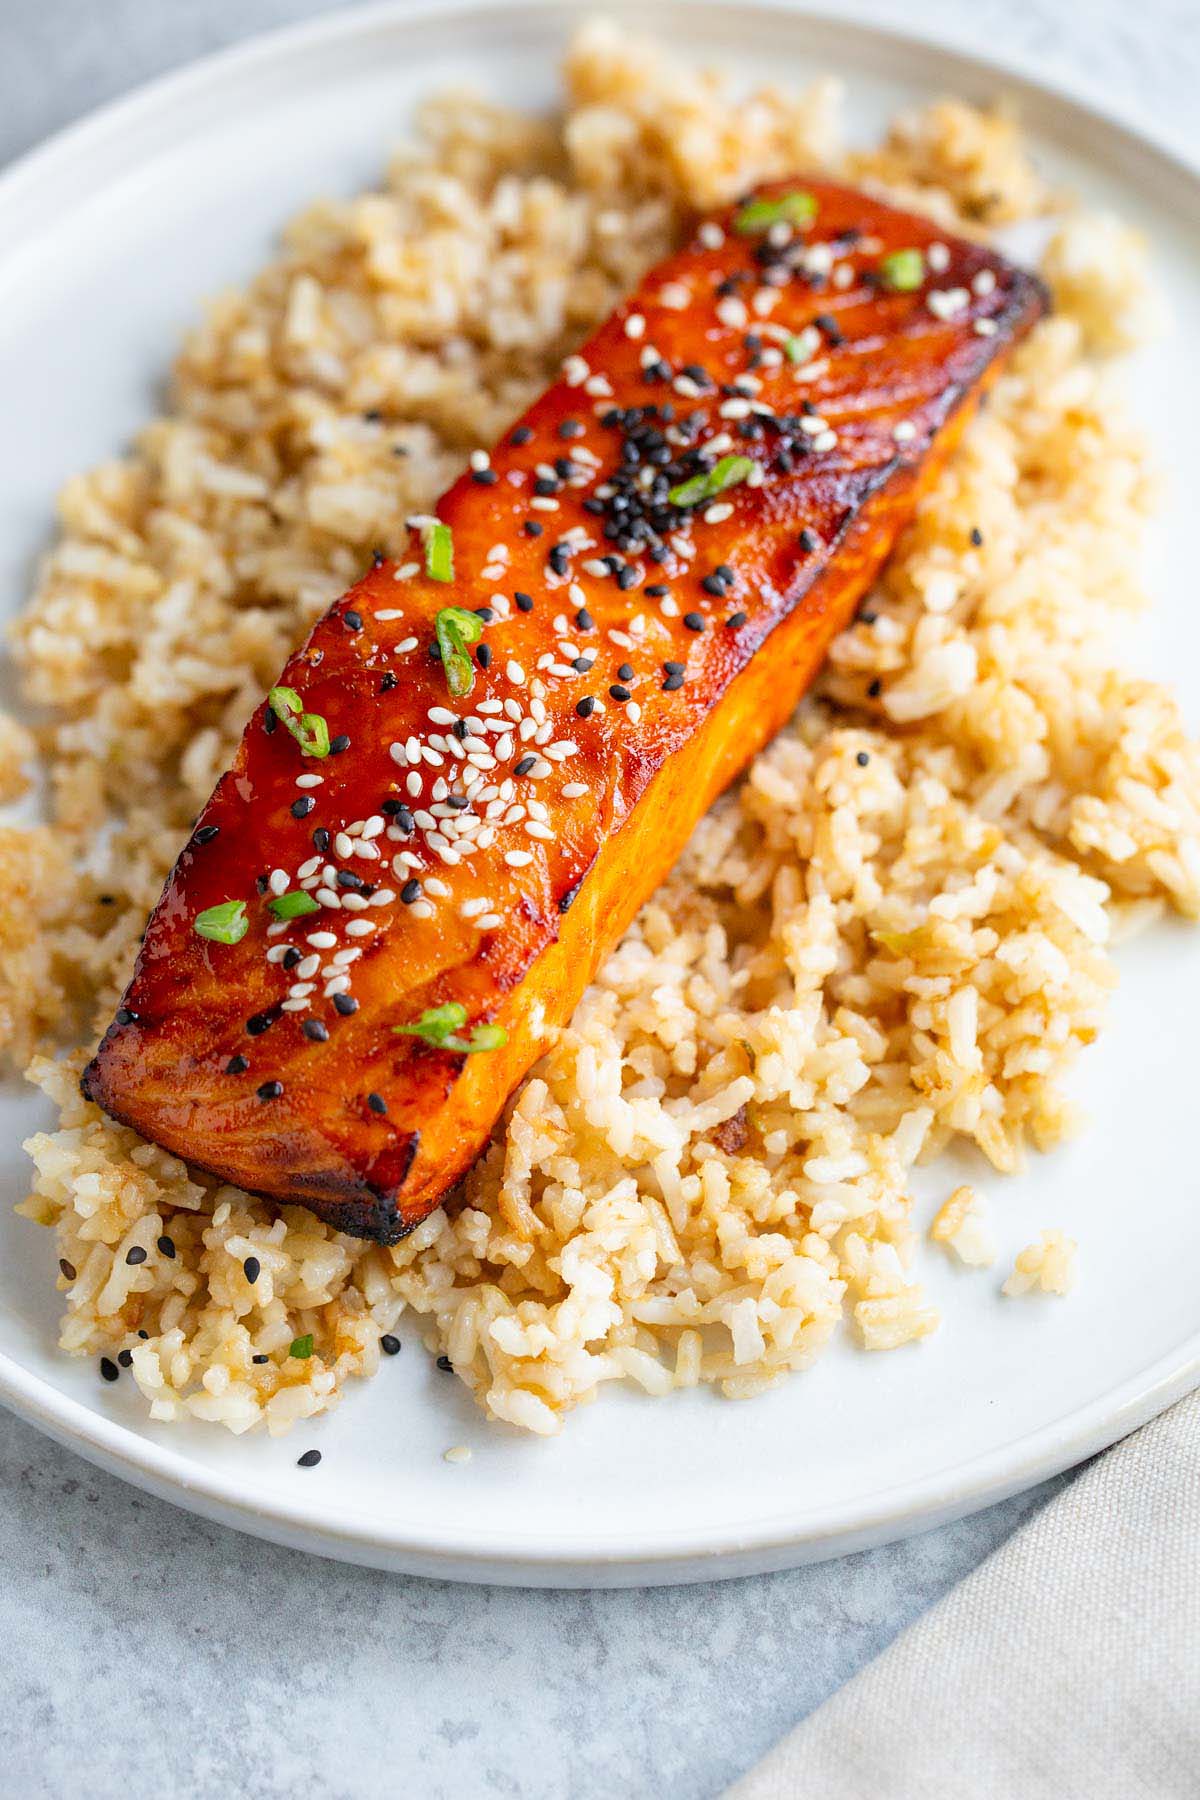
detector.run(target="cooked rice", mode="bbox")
[1002,1230,1079,1297]
[5,24,1197,1435]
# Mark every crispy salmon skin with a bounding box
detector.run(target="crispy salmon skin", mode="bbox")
[83,180,1046,1242]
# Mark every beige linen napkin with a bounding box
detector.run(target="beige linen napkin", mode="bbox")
[725,1389,1200,1800]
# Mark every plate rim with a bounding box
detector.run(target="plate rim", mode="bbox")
[1,0,1198,1585]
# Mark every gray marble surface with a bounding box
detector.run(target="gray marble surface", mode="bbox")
[0,2,1193,1796]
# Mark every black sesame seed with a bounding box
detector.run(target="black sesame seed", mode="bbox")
[329,734,351,754]
[575,608,594,630]
[59,1257,77,1281]
[255,874,269,895]
[333,993,358,1016]
[280,948,301,973]
[856,751,870,767]
[558,881,581,914]
[663,660,685,676]
[263,709,277,734]
[609,684,631,702]
[616,565,638,592]
[246,1011,276,1037]
[157,1235,177,1260]
[617,663,634,682]
[867,678,882,698]
[313,827,331,853]
[715,565,734,583]
[244,1256,261,1284]
[252,1354,269,1364]
[344,611,363,632]
[303,1019,329,1043]
[367,1092,387,1115]
[117,1349,133,1368]
[445,794,469,810]
[297,1449,322,1468]
[400,879,421,904]
[558,418,584,439]
[514,591,534,612]
[225,1055,248,1075]
[395,806,415,833]
[115,1007,139,1027]
[291,795,316,819]
[476,643,492,669]
[548,546,570,576]
[336,870,366,891]
[970,526,984,547]
[510,424,533,446]
[572,657,592,674]
[471,467,499,485]
[799,528,819,552]
[194,825,219,845]
[372,549,385,568]
[701,575,726,598]
[99,1357,119,1383]
[381,1334,401,1356]
[662,672,685,691]
[514,755,536,776]
[726,611,748,628]
[576,696,596,718]
[451,719,468,740]
[683,612,705,632]
[645,584,669,599]
[257,1080,283,1101]
[522,521,543,538]
[436,1355,454,1373]
[534,477,559,498]
[380,671,398,692]
[126,1246,147,1266]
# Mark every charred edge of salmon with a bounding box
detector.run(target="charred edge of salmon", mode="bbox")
[80,1048,425,1244]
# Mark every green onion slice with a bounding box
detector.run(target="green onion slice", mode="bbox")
[733,191,817,235]
[668,454,755,512]
[435,606,484,700]
[880,248,926,292]
[268,890,321,920]
[395,1000,507,1055]
[289,1334,314,1360]
[268,685,330,759]
[194,900,249,945]
[425,520,454,584]
[784,327,821,365]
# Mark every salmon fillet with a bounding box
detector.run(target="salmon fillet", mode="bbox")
[83,179,1047,1241]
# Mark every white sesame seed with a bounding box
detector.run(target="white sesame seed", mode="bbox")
[927,286,970,319]
[813,431,837,453]
[505,849,533,868]
[584,373,612,397]
[324,975,351,997]
[624,312,646,340]
[344,918,374,937]
[332,948,359,967]
[477,913,503,930]
[461,897,489,918]
[530,496,559,512]
[972,268,997,296]
[268,868,289,896]
[306,931,337,949]
[341,893,369,912]
[288,981,315,1000]
[314,886,340,908]
[425,878,451,899]
[562,355,589,387]
[893,420,917,443]
[280,999,308,1013]
[428,706,457,726]
[715,296,747,329]
[469,449,490,472]
[393,563,420,582]
[369,889,395,907]
[295,773,323,789]
[409,900,436,920]
[506,661,526,686]
[334,832,352,859]
[396,636,419,654]
[973,318,998,337]
[562,782,588,799]
[296,955,320,980]
[406,771,422,797]
[297,856,322,879]
[266,922,288,938]
[374,609,404,621]
[525,821,554,840]
[698,222,724,249]
[704,502,734,524]
[720,399,752,420]
[266,945,293,964]
[481,565,504,583]
[927,242,951,273]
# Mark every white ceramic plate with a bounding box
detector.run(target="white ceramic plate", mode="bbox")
[1,0,1198,1587]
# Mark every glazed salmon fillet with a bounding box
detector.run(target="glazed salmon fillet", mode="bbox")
[83,179,1046,1242]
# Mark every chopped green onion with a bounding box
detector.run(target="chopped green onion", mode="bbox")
[395,1000,507,1055]
[784,327,820,365]
[733,191,817,235]
[435,606,484,700]
[268,685,330,759]
[425,520,454,583]
[268,890,320,920]
[194,900,248,945]
[880,248,926,292]
[668,454,755,511]
[289,1334,314,1360]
